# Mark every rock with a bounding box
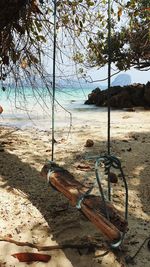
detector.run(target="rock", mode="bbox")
[129,83,145,106]
[144,82,150,105]
[109,90,132,108]
[108,85,123,95]
[92,87,101,94]
[85,82,150,109]
[108,172,118,183]
[85,87,101,105]
[84,139,94,147]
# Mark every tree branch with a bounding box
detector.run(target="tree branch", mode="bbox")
[0,236,102,251]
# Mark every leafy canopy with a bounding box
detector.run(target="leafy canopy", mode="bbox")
[0,0,149,83]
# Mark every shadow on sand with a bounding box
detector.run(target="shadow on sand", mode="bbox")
[0,128,149,266]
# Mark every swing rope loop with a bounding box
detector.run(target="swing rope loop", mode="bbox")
[77,154,128,227]
[95,155,128,222]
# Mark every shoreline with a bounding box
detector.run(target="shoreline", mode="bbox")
[0,105,150,133]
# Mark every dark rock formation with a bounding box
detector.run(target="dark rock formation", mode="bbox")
[144,82,150,105]
[85,82,150,109]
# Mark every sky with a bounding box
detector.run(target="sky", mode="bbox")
[121,69,150,84]
[51,59,150,87]
[45,48,150,87]
[48,0,150,87]
[45,33,150,87]
[88,66,150,86]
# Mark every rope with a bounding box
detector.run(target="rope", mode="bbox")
[107,3,128,245]
[107,0,112,201]
[77,154,128,236]
[95,155,128,222]
[107,0,111,156]
[51,0,57,161]
[95,159,110,220]
[76,183,96,209]
[125,236,150,264]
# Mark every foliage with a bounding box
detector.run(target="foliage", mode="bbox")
[0,0,52,82]
[56,0,150,71]
[84,0,150,71]
[0,0,149,85]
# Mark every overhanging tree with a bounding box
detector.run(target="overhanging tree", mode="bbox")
[0,0,149,85]
[79,0,150,71]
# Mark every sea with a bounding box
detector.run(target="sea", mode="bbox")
[0,85,103,131]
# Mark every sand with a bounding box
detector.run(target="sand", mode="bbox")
[0,108,150,267]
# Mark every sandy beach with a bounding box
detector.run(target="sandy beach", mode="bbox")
[0,107,150,267]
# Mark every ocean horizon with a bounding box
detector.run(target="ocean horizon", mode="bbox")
[0,85,102,130]
[0,72,141,130]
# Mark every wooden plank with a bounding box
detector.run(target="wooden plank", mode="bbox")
[41,163,128,242]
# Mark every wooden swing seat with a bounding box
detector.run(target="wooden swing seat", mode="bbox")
[41,163,128,242]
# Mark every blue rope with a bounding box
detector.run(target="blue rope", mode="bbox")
[107,0,112,202]
[94,154,128,248]
[76,183,96,209]
[51,0,57,161]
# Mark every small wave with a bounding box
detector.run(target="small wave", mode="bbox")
[63,100,99,111]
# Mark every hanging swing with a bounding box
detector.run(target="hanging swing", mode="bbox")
[41,0,128,248]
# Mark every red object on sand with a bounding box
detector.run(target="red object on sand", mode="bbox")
[12,252,51,263]
[0,105,3,114]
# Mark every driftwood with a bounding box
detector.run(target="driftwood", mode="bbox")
[0,236,102,251]
[41,163,128,242]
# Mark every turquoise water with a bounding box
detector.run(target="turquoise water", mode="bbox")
[0,85,98,129]
[0,85,93,106]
